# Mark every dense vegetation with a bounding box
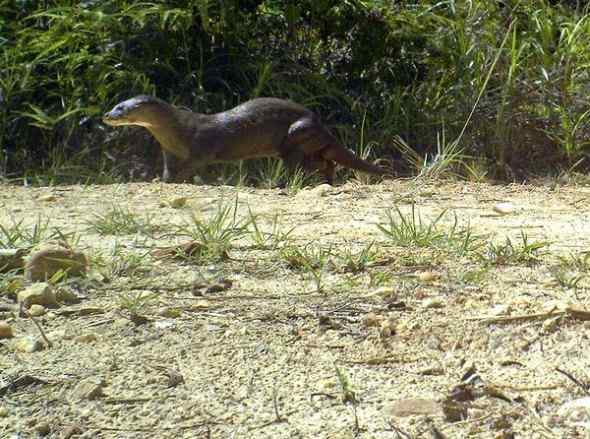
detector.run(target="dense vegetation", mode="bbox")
[1,1,589,184]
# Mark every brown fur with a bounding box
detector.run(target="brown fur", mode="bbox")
[103,95,387,183]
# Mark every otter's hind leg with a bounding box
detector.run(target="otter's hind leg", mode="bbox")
[279,118,338,183]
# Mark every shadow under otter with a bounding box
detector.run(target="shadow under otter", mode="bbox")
[103,95,387,184]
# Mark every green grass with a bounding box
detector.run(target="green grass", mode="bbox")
[177,200,249,264]
[247,211,295,251]
[480,232,549,266]
[377,205,482,255]
[0,216,62,248]
[87,206,160,237]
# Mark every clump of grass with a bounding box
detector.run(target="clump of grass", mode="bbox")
[280,244,332,293]
[377,205,482,255]
[118,290,158,317]
[177,200,249,263]
[248,211,295,250]
[480,232,549,266]
[550,268,584,290]
[556,252,590,272]
[334,242,379,273]
[0,216,55,248]
[87,206,160,236]
[377,205,447,248]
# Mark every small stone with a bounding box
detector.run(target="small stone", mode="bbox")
[34,421,51,436]
[28,304,46,317]
[362,312,382,328]
[418,271,438,282]
[0,321,13,339]
[18,283,57,307]
[423,297,445,309]
[493,202,514,215]
[0,406,8,417]
[38,194,57,202]
[380,319,396,338]
[25,247,88,282]
[367,286,396,299]
[73,333,98,344]
[72,378,106,400]
[169,196,187,208]
[60,425,83,439]
[388,398,442,417]
[13,335,43,353]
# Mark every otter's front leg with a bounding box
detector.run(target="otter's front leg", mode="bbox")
[162,150,184,182]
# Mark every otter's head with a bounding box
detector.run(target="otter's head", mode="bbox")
[103,95,167,128]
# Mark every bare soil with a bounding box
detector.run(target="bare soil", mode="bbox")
[2,179,590,438]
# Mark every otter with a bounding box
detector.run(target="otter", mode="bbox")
[103,95,387,184]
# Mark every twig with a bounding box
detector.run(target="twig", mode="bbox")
[555,367,590,395]
[468,306,590,324]
[25,310,52,348]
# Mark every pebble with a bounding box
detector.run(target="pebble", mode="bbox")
[34,421,51,436]
[418,271,438,282]
[13,335,43,353]
[74,333,98,344]
[169,196,187,208]
[493,202,515,215]
[388,398,442,417]
[28,304,46,317]
[422,297,445,309]
[72,378,106,400]
[18,282,57,307]
[0,321,13,339]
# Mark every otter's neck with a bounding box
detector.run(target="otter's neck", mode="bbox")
[143,104,192,161]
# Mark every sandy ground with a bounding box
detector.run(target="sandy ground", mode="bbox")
[2,179,590,438]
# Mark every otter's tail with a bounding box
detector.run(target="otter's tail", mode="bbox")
[321,145,387,175]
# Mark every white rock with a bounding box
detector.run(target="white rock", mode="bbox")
[493,202,514,215]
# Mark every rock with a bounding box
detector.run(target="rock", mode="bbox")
[38,194,57,202]
[73,333,98,344]
[72,378,106,400]
[0,248,27,273]
[423,297,445,309]
[28,304,46,317]
[0,321,13,339]
[34,421,51,436]
[493,202,514,215]
[60,425,83,438]
[362,312,382,328]
[418,271,439,282]
[13,335,43,353]
[25,247,88,282]
[366,286,396,299]
[388,398,442,417]
[17,283,57,307]
[169,196,187,208]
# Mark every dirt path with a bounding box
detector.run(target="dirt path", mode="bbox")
[2,180,590,438]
